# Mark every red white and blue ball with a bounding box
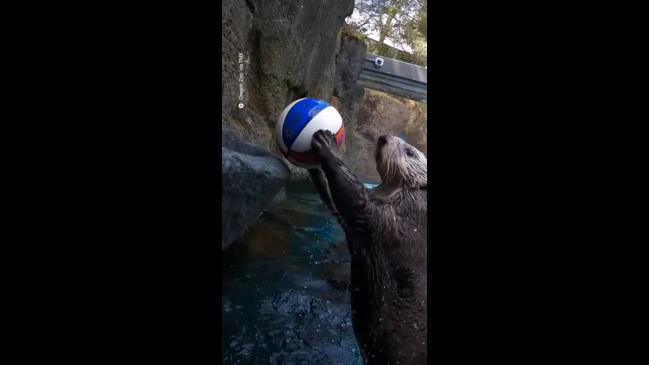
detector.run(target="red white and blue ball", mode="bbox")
[276,97,345,168]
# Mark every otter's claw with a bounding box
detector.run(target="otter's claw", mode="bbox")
[311,130,338,158]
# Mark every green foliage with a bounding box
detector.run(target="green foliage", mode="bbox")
[349,0,427,66]
[342,23,369,43]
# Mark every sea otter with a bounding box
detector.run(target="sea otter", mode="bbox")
[308,130,427,365]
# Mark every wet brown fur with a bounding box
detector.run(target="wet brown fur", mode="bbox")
[309,131,427,365]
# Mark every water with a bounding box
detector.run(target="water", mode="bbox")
[222,182,365,365]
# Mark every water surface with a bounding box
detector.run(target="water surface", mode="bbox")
[222,182,365,364]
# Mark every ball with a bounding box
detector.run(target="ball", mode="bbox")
[275,97,345,169]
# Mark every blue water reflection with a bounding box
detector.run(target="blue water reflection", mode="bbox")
[222,182,363,365]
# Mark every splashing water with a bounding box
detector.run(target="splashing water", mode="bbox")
[222,182,366,364]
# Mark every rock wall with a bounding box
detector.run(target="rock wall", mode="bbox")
[222,0,354,153]
[221,0,355,247]
[222,127,289,251]
[333,26,428,183]
[221,0,427,248]
[333,26,368,158]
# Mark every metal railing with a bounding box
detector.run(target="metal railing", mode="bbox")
[359,53,427,102]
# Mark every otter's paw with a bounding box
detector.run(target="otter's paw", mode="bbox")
[311,130,338,159]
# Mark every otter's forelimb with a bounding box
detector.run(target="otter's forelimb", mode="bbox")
[311,130,370,223]
[308,168,342,220]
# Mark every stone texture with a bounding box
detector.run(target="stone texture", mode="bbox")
[222,127,290,250]
[331,27,428,183]
[222,0,354,157]
[334,26,368,114]
[221,0,426,185]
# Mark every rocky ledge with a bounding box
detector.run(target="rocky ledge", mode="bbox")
[222,127,290,250]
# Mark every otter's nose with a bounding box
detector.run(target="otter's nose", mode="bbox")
[378,135,392,146]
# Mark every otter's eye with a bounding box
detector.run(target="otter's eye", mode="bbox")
[406,149,414,157]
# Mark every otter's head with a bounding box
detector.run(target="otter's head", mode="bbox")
[375,135,427,189]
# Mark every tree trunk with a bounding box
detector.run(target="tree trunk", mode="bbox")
[377,0,405,45]
[378,14,394,44]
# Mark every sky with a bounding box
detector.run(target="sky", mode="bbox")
[349,8,413,53]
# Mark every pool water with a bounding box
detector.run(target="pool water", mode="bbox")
[222,182,366,365]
